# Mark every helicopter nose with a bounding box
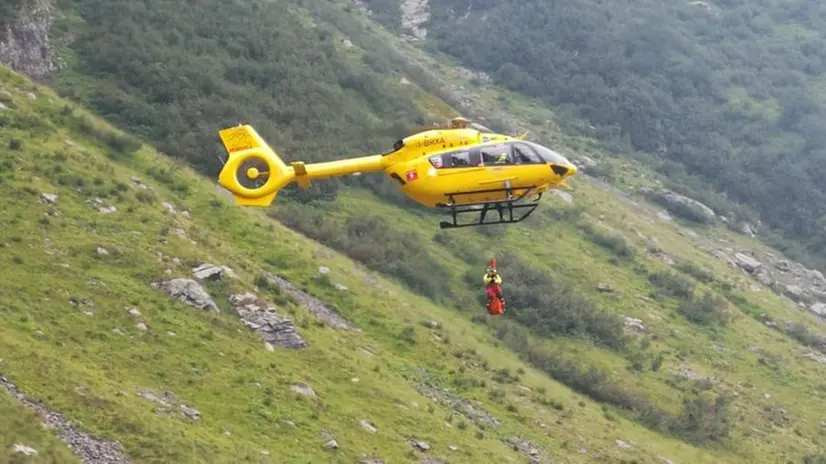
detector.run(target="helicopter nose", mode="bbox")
[551,163,575,176]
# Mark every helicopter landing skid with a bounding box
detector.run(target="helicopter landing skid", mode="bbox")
[437,186,542,229]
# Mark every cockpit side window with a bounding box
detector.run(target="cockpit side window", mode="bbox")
[525,141,571,165]
[512,143,543,164]
[480,144,513,165]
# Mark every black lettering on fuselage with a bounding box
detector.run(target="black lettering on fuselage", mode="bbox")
[420,137,446,148]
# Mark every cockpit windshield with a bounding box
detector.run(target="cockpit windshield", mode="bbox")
[523,141,572,166]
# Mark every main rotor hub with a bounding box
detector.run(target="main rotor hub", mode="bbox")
[246,166,261,180]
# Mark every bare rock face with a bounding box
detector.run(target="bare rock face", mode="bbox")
[263,273,352,330]
[0,0,59,81]
[150,278,220,312]
[733,253,762,274]
[229,293,307,349]
[192,263,236,281]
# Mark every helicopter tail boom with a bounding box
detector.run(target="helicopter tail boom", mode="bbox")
[217,125,388,207]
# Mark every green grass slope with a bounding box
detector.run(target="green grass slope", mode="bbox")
[0,65,742,464]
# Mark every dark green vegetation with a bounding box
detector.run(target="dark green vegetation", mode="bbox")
[50,0,452,204]
[392,0,826,269]
[0,0,32,30]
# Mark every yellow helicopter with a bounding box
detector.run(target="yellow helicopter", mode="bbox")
[216,117,578,229]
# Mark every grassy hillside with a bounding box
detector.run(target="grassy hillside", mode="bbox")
[4,0,826,462]
[0,64,753,464]
[5,58,826,461]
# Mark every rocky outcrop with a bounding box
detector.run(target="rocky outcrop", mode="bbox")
[0,0,58,81]
[707,247,826,319]
[192,263,236,281]
[263,272,353,330]
[640,188,716,224]
[150,278,220,312]
[400,0,429,40]
[229,292,307,349]
[0,373,131,463]
[413,377,501,429]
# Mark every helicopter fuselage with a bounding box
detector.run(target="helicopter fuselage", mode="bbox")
[379,128,576,207]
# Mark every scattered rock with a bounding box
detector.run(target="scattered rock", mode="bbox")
[616,439,631,449]
[360,419,377,433]
[319,266,330,274]
[263,273,352,330]
[413,376,500,428]
[161,202,177,215]
[324,439,339,450]
[228,293,307,349]
[135,322,147,332]
[151,278,220,312]
[733,253,762,274]
[623,317,646,332]
[809,303,826,318]
[506,437,544,462]
[290,384,316,397]
[95,247,109,257]
[800,352,826,364]
[408,439,431,451]
[597,283,614,292]
[179,404,201,421]
[0,374,130,463]
[137,389,200,421]
[12,444,38,456]
[39,192,57,204]
[69,298,95,307]
[640,188,715,223]
[577,155,598,169]
[673,362,711,383]
[734,221,757,237]
[710,250,737,268]
[782,284,805,301]
[192,263,236,281]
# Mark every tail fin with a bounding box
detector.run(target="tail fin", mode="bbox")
[217,125,294,207]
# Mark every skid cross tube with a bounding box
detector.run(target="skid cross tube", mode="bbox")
[437,185,543,229]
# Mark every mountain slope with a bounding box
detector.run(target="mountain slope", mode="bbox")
[391,0,826,270]
[0,64,742,464]
[5,0,826,462]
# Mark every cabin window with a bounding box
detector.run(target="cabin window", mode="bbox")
[512,143,544,164]
[480,144,513,165]
[449,150,473,167]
